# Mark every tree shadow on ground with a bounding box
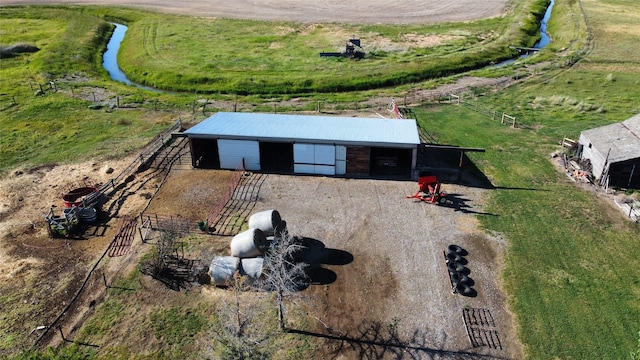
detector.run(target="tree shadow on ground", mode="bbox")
[288,318,508,360]
[439,193,499,216]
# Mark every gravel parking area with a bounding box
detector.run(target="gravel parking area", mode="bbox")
[183,170,522,358]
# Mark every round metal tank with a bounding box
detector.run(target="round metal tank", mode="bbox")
[209,256,240,286]
[239,257,265,280]
[248,209,283,236]
[230,228,267,258]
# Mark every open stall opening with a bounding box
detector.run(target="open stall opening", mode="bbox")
[259,142,294,173]
[370,147,413,177]
[190,138,220,168]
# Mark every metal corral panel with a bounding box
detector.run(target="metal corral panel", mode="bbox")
[185,112,420,148]
[218,139,260,170]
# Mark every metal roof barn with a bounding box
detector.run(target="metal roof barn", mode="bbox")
[579,113,640,188]
[184,112,420,148]
[183,112,421,178]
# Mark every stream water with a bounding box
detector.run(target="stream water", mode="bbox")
[102,23,157,91]
[494,0,554,67]
[103,1,555,87]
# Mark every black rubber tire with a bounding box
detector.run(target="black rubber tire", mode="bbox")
[450,272,469,284]
[456,283,474,296]
[438,196,447,204]
[447,262,466,273]
[448,244,468,256]
[445,252,462,263]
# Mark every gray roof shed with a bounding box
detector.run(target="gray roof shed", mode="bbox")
[579,113,640,183]
[580,113,640,164]
[184,112,420,148]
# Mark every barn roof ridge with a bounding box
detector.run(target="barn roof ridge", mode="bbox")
[184,112,421,148]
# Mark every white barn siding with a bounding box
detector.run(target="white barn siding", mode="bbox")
[335,146,347,175]
[218,139,260,170]
[579,133,608,180]
[294,143,336,175]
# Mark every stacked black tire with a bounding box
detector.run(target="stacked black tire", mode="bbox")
[446,245,476,297]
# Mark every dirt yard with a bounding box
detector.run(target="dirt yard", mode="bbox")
[250,174,521,358]
[4,0,506,24]
[0,131,522,357]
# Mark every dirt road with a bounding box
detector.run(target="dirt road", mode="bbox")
[3,0,506,24]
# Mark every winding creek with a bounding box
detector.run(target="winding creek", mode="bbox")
[103,1,555,89]
[102,23,157,91]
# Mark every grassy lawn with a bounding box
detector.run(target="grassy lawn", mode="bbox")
[113,0,550,94]
[1,0,640,358]
[417,103,640,359]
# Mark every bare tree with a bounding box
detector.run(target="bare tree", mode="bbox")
[260,229,310,330]
[212,276,276,359]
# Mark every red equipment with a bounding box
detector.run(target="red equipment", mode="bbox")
[406,175,447,204]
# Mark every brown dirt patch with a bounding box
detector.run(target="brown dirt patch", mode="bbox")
[0,133,523,358]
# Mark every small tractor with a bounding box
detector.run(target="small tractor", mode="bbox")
[406,175,447,204]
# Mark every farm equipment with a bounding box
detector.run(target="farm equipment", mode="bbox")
[406,175,447,204]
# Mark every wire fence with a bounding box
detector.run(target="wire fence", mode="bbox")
[450,94,519,128]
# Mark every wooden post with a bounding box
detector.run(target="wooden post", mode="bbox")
[492,109,496,120]
[458,150,464,183]
[317,100,320,113]
[92,92,96,102]
[274,103,277,113]
[116,96,120,108]
[233,102,237,112]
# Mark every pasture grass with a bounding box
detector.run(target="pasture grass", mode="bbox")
[415,103,640,359]
[115,0,549,94]
[2,0,640,359]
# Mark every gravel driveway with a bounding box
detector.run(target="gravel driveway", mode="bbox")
[247,173,522,358]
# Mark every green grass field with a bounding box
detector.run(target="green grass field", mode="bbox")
[1,0,640,358]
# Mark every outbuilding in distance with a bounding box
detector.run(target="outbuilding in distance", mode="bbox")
[183,112,421,179]
[578,113,640,189]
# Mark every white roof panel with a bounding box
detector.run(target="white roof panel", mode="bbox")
[184,112,420,148]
